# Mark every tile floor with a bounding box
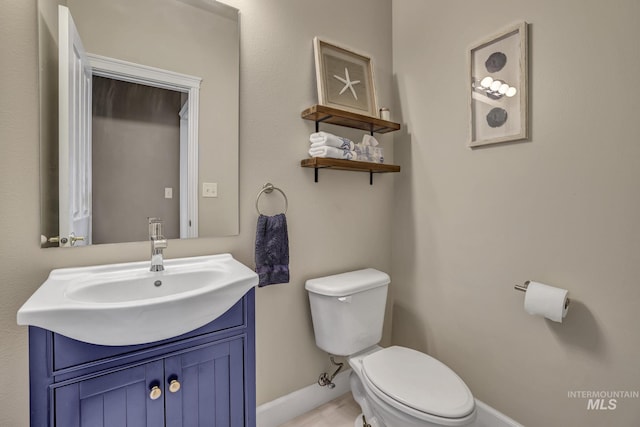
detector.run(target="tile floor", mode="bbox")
[279,392,362,427]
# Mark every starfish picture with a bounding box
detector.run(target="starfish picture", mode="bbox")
[333,67,361,100]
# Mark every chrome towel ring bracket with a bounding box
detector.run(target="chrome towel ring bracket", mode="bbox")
[256,183,288,215]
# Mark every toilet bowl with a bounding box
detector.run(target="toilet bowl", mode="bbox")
[306,269,476,427]
[349,346,475,427]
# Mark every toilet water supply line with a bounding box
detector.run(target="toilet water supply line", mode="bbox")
[317,356,372,427]
[317,356,344,389]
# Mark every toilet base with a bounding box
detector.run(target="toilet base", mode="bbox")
[353,413,375,427]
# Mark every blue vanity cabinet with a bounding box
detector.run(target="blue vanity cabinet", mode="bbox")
[54,360,166,426]
[165,337,245,426]
[29,289,255,427]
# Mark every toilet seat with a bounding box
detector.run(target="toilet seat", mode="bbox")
[361,346,474,421]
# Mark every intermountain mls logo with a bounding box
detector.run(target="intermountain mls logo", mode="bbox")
[568,390,639,410]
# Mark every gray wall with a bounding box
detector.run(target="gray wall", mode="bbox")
[0,0,394,424]
[392,1,640,426]
[92,77,181,244]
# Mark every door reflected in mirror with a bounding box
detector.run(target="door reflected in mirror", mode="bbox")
[38,0,240,248]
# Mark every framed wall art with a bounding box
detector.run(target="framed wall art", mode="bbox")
[469,22,528,147]
[313,37,378,117]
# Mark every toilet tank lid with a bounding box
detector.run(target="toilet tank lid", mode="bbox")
[305,268,390,297]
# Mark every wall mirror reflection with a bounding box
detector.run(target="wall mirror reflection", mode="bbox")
[38,0,240,248]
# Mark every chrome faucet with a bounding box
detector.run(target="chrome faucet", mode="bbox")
[148,218,168,272]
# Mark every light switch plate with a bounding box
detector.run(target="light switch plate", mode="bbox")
[164,187,173,199]
[203,182,218,198]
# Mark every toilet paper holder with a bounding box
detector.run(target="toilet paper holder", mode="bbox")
[515,280,571,309]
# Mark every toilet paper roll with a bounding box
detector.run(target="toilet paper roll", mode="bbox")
[524,281,569,323]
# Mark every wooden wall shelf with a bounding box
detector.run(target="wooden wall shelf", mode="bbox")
[301,158,400,185]
[301,105,401,184]
[301,105,401,134]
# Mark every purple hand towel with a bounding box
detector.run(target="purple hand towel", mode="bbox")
[255,213,290,287]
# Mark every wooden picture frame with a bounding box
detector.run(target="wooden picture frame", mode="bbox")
[469,22,528,147]
[313,37,378,117]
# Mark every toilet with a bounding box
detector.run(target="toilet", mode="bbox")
[305,269,476,427]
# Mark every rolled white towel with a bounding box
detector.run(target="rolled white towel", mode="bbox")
[309,146,356,160]
[309,131,354,150]
[361,134,379,146]
[310,140,354,150]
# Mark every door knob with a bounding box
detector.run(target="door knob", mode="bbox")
[69,233,85,246]
[149,385,162,400]
[169,378,181,393]
[41,234,84,246]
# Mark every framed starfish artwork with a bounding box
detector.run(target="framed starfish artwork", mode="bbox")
[313,37,378,117]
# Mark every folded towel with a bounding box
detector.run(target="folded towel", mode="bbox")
[255,213,289,287]
[309,146,356,160]
[310,132,354,150]
[361,134,379,147]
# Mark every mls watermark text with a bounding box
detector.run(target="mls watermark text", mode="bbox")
[567,390,639,410]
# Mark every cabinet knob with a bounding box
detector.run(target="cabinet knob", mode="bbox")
[169,378,181,393]
[149,385,162,400]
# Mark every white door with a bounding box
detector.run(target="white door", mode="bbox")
[58,5,92,247]
[179,101,190,239]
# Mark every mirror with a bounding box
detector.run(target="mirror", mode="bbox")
[38,0,240,248]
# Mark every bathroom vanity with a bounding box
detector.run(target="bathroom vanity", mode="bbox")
[18,253,259,426]
[28,290,255,426]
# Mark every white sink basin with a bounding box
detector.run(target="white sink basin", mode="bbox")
[17,254,258,346]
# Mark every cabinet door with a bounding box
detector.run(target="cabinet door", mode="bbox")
[165,337,245,427]
[54,360,165,427]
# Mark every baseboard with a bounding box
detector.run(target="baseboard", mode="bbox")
[474,399,524,427]
[256,371,523,427]
[256,369,351,427]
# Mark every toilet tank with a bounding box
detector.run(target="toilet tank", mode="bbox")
[305,269,390,356]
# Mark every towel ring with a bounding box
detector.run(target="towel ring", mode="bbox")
[256,183,288,215]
